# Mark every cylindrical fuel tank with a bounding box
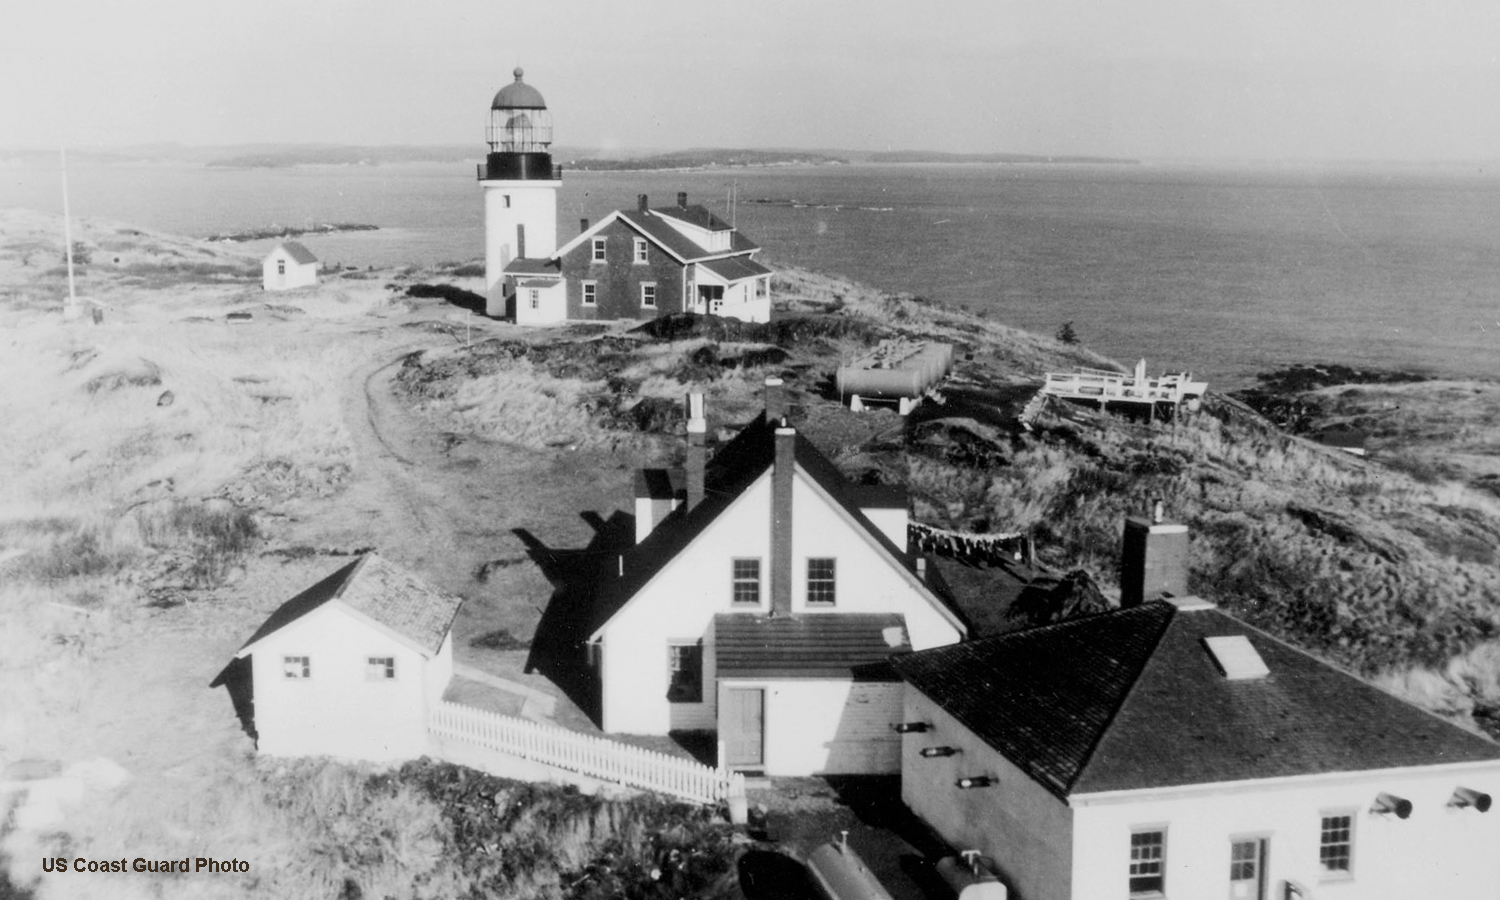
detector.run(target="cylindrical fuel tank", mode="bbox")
[935,855,1007,900]
[806,838,894,900]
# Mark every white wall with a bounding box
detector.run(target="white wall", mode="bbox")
[1070,763,1500,900]
[860,507,908,550]
[514,280,567,326]
[249,604,438,761]
[901,689,1075,900]
[597,465,961,735]
[482,179,559,316]
[719,679,902,776]
[261,250,316,291]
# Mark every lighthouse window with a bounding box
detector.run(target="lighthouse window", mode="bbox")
[592,238,607,262]
[633,238,648,264]
[640,283,657,308]
[582,281,597,306]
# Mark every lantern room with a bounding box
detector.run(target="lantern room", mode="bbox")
[479,68,557,182]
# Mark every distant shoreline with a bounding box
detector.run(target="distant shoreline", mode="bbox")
[205,222,379,243]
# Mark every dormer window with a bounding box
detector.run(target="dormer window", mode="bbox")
[592,238,607,263]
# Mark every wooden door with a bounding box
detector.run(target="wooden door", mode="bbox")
[1229,838,1266,900]
[723,688,764,769]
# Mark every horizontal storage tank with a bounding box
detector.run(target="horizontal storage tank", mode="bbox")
[807,837,894,900]
[837,340,954,400]
[936,855,1008,900]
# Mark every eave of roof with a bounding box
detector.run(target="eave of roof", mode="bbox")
[503,257,561,275]
[698,256,773,282]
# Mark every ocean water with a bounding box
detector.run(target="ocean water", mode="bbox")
[4,159,1498,388]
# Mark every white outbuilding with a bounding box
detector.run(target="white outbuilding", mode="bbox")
[211,553,462,761]
[262,241,319,291]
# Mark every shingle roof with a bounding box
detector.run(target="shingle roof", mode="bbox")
[617,211,761,262]
[892,601,1500,800]
[698,256,773,282]
[503,257,561,275]
[235,554,462,658]
[277,241,318,265]
[652,204,733,232]
[715,613,910,680]
[585,415,964,639]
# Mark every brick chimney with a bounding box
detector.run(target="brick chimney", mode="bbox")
[686,393,706,510]
[764,377,785,422]
[638,194,649,213]
[677,191,688,207]
[770,423,795,616]
[1119,501,1189,607]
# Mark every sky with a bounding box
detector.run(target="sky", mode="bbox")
[3,0,1499,161]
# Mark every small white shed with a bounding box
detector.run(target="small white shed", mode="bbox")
[262,241,319,291]
[211,553,463,761]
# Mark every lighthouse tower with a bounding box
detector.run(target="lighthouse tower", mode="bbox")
[479,68,560,317]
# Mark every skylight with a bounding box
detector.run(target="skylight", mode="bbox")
[1204,635,1270,680]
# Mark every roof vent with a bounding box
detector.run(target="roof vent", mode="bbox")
[1204,635,1270,680]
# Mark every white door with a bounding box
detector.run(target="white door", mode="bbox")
[1229,838,1266,900]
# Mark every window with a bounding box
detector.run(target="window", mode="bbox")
[1129,829,1165,895]
[732,559,762,605]
[1319,814,1353,875]
[592,238,607,262]
[529,289,539,310]
[807,558,837,606]
[277,259,285,275]
[503,194,511,208]
[282,656,310,679]
[366,657,395,680]
[641,283,657,308]
[633,238,648,264]
[755,276,768,298]
[582,281,597,305]
[667,642,702,703]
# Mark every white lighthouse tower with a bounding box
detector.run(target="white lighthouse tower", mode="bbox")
[479,68,560,317]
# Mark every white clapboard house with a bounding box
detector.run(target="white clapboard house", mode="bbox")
[583,380,966,775]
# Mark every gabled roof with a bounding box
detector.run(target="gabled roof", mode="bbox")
[651,203,732,232]
[272,241,317,265]
[715,612,910,680]
[892,601,1500,800]
[585,415,966,640]
[553,207,760,267]
[233,553,462,659]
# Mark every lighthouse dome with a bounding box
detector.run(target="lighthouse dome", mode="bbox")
[492,68,547,110]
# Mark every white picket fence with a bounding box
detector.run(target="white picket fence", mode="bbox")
[429,701,744,805]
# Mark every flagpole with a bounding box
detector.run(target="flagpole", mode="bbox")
[61,147,77,310]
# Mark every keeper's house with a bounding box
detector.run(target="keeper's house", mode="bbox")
[891,594,1500,900]
[504,193,772,326]
[211,553,462,761]
[582,381,964,775]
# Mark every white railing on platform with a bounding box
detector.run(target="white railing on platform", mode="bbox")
[429,701,744,805]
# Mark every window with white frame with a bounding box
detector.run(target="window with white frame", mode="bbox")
[807,558,836,606]
[283,656,310,679]
[732,558,762,605]
[667,642,702,703]
[633,238,648,264]
[641,283,657,308]
[1319,813,1353,876]
[1129,829,1165,895]
[592,238,607,262]
[582,281,597,305]
[366,657,395,680]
